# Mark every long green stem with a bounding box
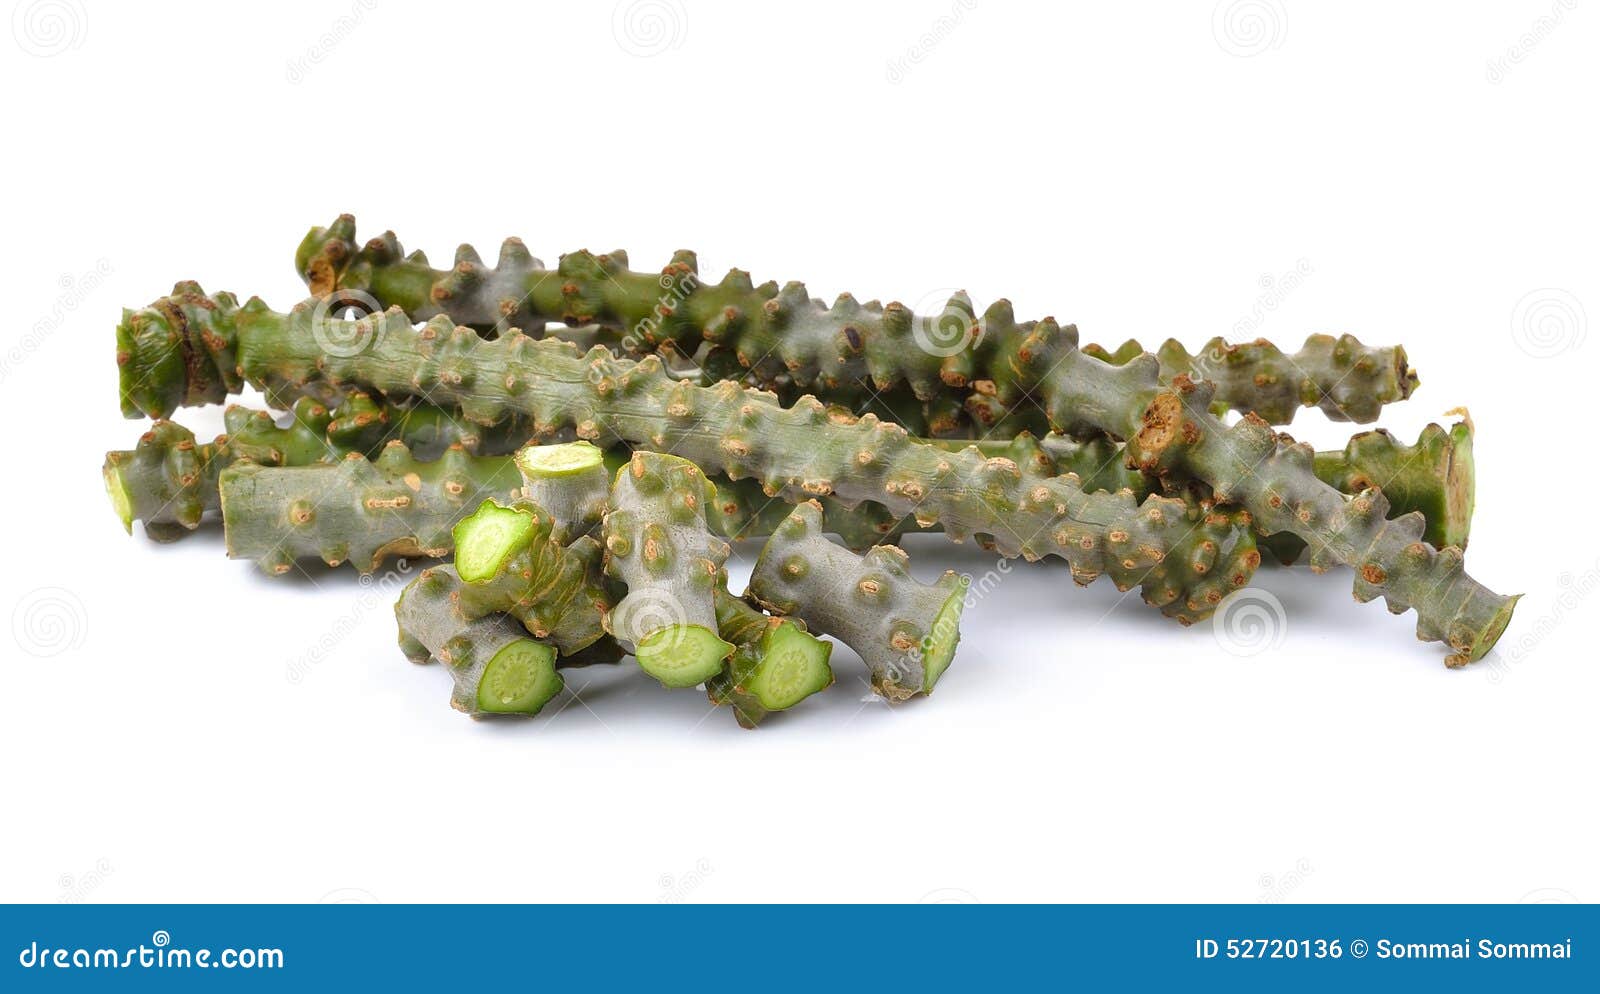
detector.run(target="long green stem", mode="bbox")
[297,216,1416,429]
[119,286,1261,626]
[118,287,1513,660]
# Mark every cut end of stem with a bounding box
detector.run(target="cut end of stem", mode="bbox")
[747,622,834,711]
[1455,593,1520,667]
[1442,420,1476,551]
[453,500,536,583]
[476,640,562,715]
[920,578,968,693]
[516,440,606,479]
[636,624,735,688]
[102,461,134,534]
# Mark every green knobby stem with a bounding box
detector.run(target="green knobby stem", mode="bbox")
[219,442,524,574]
[1123,381,1513,665]
[296,216,1415,427]
[448,499,617,656]
[118,289,1264,626]
[1257,419,1476,564]
[748,501,967,701]
[102,398,342,541]
[602,452,735,687]
[396,565,623,719]
[708,584,834,728]
[514,441,611,543]
[120,288,1497,660]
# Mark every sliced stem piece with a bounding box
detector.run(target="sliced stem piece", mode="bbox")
[514,440,610,541]
[602,452,735,687]
[749,501,969,701]
[708,585,834,728]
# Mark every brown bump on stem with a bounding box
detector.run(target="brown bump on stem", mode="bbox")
[1108,529,1129,544]
[403,473,422,491]
[1135,392,1183,456]
[365,495,411,510]
[1361,563,1388,585]
[972,379,996,397]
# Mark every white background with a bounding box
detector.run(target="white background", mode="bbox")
[1,2,1595,904]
